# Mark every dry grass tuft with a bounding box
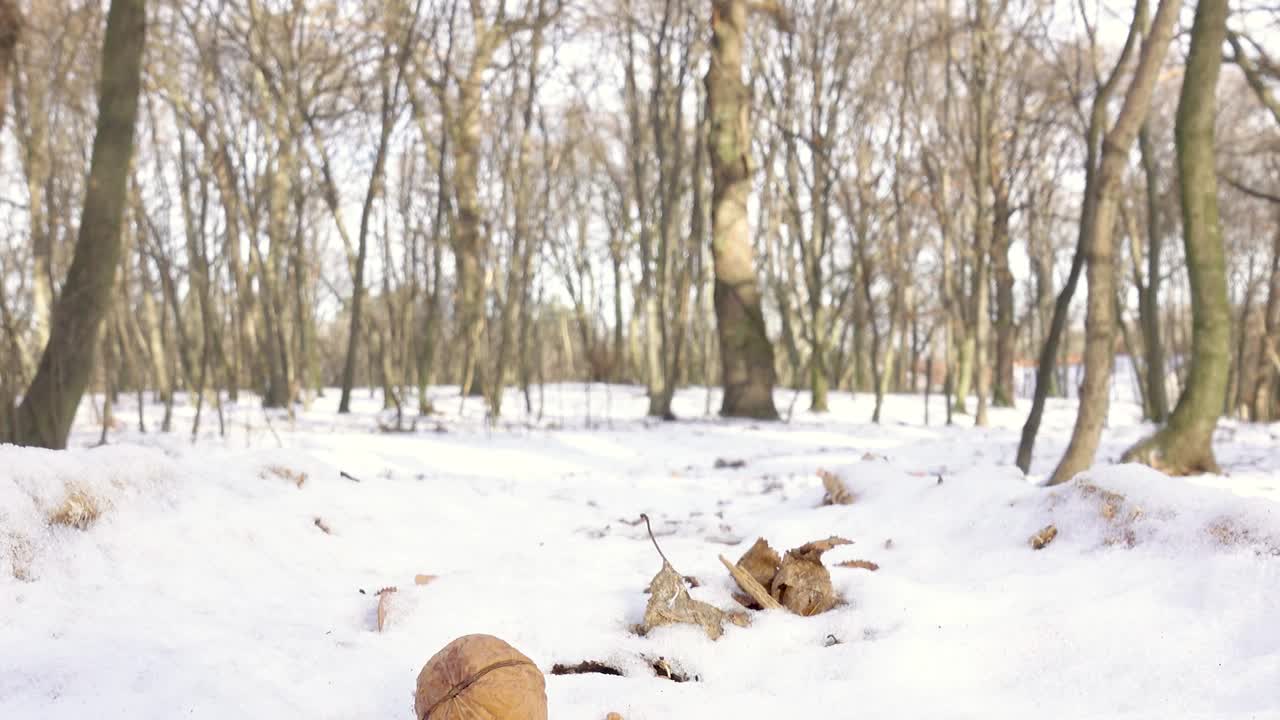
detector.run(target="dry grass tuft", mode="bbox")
[47,487,106,530]
[263,465,307,488]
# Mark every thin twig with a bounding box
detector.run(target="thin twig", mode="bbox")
[719,554,784,610]
[640,513,671,567]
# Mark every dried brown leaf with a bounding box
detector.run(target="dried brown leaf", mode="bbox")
[818,469,855,505]
[415,574,438,586]
[790,536,853,560]
[736,537,781,590]
[771,537,852,616]
[640,562,726,640]
[1030,525,1058,550]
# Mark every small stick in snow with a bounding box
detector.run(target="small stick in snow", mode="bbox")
[719,554,784,610]
[314,517,332,534]
[340,471,363,483]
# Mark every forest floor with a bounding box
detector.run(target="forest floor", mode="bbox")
[1,385,1278,719]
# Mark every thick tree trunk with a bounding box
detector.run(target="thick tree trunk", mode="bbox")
[706,0,778,420]
[9,0,147,448]
[1121,0,1230,475]
[1051,0,1178,484]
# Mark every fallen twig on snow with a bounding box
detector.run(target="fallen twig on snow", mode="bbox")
[720,554,783,610]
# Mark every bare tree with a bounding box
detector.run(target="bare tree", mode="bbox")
[9,0,147,448]
[1122,0,1231,474]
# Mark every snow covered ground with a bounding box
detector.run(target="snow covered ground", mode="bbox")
[1,385,1278,719]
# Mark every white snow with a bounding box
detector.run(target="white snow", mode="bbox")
[1,385,1278,719]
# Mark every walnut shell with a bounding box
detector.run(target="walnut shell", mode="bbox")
[414,634,547,720]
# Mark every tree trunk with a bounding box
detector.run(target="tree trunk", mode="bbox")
[1252,219,1280,422]
[706,0,778,420]
[1137,124,1170,421]
[992,183,1016,408]
[9,0,147,449]
[971,0,993,427]
[1050,0,1179,484]
[1121,0,1230,474]
[452,70,490,403]
[0,0,18,158]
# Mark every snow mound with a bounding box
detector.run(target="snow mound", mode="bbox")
[0,445,180,580]
[1040,464,1280,556]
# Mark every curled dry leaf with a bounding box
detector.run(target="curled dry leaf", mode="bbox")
[736,537,781,590]
[771,537,852,617]
[818,469,855,506]
[1030,525,1058,550]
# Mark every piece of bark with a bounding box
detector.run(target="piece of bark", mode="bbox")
[720,554,784,610]
[375,587,397,632]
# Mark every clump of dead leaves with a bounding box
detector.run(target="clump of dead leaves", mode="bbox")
[723,536,853,616]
